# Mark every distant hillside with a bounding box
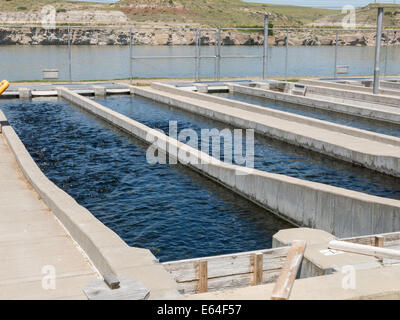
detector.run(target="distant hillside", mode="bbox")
[115,0,339,27]
[309,3,400,28]
[0,0,339,27]
[3,1,398,28]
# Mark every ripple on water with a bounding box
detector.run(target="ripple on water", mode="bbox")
[0,98,292,262]
[93,95,400,200]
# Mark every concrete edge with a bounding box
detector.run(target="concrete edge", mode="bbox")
[58,87,400,238]
[151,82,400,148]
[0,108,180,299]
[300,79,400,98]
[231,82,400,128]
[135,83,400,178]
[302,81,400,107]
[179,264,400,300]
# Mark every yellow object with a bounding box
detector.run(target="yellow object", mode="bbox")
[0,80,9,95]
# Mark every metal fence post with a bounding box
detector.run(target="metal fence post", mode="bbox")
[373,7,384,94]
[195,27,200,82]
[214,29,218,81]
[384,30,389,77]
[334,29,338,79]
[130,26,133,85]
[68,26,72,82]
[217,27,222,81]
[263,14,269,80]
[285,29,289,80]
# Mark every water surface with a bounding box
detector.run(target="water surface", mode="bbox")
[0,98,292,262]
[1,45,398,81]
[213,91,400,138]
[94,94,400,200]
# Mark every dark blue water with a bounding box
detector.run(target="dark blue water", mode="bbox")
[213,92,400,138]
[0,98,292,262]
[93,95,400,200]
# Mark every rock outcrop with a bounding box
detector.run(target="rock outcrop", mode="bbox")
[0,27,399,46]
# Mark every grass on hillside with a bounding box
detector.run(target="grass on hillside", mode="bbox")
[116,0,339,27]
[310,3,400,28]
[0,0,114,13]
[0,0,339,28]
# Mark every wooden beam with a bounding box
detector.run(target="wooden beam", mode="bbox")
[329,240,400,260]
[197,260,208,293]
[270,240,306,300]
[251,253,263,286]
[103,273,120,290]
[374,236,384,248]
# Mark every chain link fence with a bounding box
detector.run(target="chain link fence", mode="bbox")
[0,24,399,82]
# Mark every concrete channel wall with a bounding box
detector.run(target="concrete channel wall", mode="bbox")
[380,81,400,90]
[156,82,400,147]
[299,79,400,98]
[136,82,400,178]
[229,83,400,125]
[0,109,180,299]
[298,80,400,107]
[58,87,400,239]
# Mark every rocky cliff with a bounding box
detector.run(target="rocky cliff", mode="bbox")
[0,27,399,46]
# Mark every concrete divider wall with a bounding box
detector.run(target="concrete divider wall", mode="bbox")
[381,81,400,90]
[230,83,400,125]
[301,81,400,107]
[299,79,400,97]
[59,87,400,238]
[134,84,400,178]
[0,108,180,299]
[151,82,400,147]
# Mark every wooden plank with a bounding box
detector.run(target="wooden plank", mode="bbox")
[178,269,282,294]
[341,231,400,246]
[163,247,287,266]
[197,261,208,293]
[328,240,400,260]
[103,273,120,290]
[270,240,306,300]
[385,239,400,250]
[162,246,289,282]
[374,236,384,248]
[251,253,263,286]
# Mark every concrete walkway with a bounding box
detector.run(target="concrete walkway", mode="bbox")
[0,134,98,299]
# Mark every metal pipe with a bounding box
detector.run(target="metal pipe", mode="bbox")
[384,30,389,77]
[68,27,72,82]
[129,26,133,85]
[263,14,269,80]
[373,7,384,94]
[334,29,338,79]
[195,27,200,82]
[214,29,218,81]
[285,29,289,80]
[220,55,263,59]
[132,55,215,59]
[217,28,221,81]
